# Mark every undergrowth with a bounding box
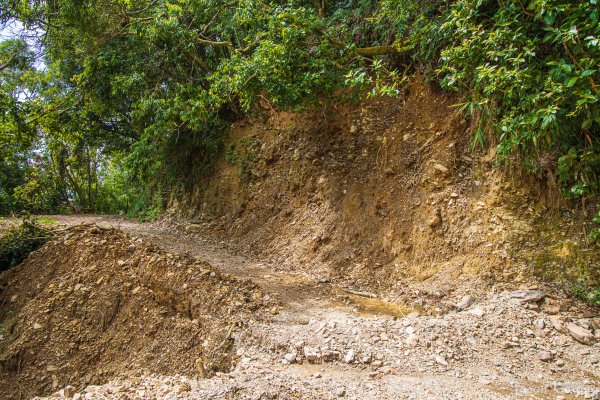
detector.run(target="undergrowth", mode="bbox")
[0,219,50,271]
[573,284,600,305]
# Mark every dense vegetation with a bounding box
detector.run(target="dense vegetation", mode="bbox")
[0,0,598,227]
[0,219,50,271]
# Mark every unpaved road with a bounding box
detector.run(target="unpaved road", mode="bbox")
[37,215,600,399]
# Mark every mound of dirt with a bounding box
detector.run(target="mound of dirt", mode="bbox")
[0,225,272,399]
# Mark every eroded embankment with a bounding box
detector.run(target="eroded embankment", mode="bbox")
[173,77,598,296]
[0,226,272,399]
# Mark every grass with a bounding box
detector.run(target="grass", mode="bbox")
[34,216,57,225]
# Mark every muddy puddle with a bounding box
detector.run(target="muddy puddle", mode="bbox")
[334,292,417,318]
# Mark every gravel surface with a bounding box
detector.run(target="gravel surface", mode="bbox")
[25,216,600,400]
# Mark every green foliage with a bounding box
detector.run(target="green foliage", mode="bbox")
[0,0,598,218]
[573,283,600,305]
[0,219,50,271]
[34,216,57,225]
[126,186,164,222]
[0,38,39,155]
[0,153,27,214]
[590,208,600,245]
[434,0,599,199]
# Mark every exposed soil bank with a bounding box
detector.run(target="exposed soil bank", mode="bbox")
[171,77,598,296]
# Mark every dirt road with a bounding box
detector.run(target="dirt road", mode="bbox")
[32,215,600,399]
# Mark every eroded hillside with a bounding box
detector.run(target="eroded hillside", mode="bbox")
[173,78,598,298]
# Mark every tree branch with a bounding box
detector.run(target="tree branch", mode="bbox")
[354,45,397,57]
[197,38,233,48]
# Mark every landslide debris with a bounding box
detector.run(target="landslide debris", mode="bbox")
[0,225,272,399]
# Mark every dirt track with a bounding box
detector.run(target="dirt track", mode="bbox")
[13,214,592,400]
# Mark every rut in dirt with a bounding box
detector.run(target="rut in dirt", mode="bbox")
[51,215,415,320]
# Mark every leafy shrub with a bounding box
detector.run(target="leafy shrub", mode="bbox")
[0,219,50,271]
[573,283,600,305]
[431,0,599,200]
[126,188,164,222]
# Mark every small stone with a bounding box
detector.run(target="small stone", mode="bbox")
[433,164,448,174]
[435,355,448,367]
[195,358,206,378]
[33,322,42,330]
[526,329,535,337]
[344,349,356,364]
[549,316,567,333]
[335,388,346,397]
[510,290,545,303]
[544,300,560,315]
[64,386,76,397]
[303,346,319,363]
[405,334,419,347]
[536,319,545,329]
[427,214,442,228]
[544,303,560,315]
[456,295,475,310]
[284,353,297,363]
[539,351,553,362]
[503,341,517,349]
[467,308,484,317]
[566,323,595,345]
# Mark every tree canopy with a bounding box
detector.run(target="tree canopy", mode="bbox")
[0,0,598,222]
